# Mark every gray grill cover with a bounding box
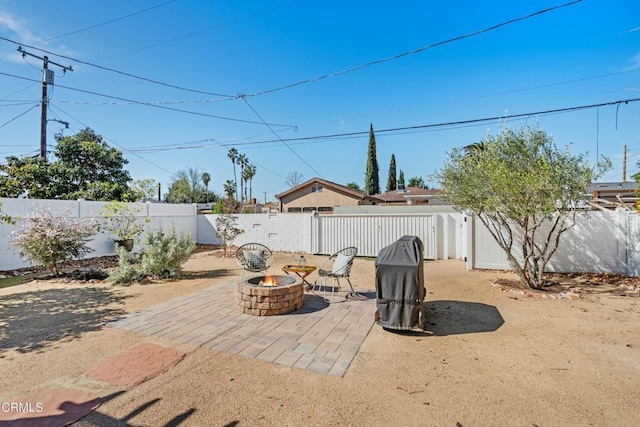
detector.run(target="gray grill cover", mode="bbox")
[375,235,425,330]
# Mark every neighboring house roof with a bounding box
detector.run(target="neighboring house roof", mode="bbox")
[276,177,383,203]
[589,181,638,210]
[588,182,638,192]
[374,187,446,204]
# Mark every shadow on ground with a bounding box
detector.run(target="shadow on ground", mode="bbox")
[53,391,197,426]
[379,300,504,337]
[0,287,128,355]
[180,268,236,280]
[424,300,504,336]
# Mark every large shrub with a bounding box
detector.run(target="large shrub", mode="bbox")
[140,225,195,279]
[107,246,146,285]
[11,207,96,276]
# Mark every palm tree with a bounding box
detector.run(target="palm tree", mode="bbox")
[242,165,252,202]
[246,164,257,201]
[237,153,248,202]
[201,172,210,203]
[227,148,238,200]
[223,180,236,200]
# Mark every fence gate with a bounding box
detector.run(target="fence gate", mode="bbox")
[312,214,437,259]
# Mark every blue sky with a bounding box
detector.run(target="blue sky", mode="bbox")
[0,0,639,202]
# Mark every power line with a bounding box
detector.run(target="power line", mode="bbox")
[49,104,176,176]
[209,139,288,181]
[121,96,640,152]
[245,0,583,98]
[96,0,300,62]
[0,103,39,129]
[0,1,581,104]
[41,0,179,43]
[0,70,295,127]
[240,94,324,177]
[0,36,234,98]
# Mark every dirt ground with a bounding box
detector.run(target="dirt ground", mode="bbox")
[0,249,638,426]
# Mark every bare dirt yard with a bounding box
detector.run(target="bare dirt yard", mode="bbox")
[0,248,638,426]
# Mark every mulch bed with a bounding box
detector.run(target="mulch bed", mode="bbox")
[492,271,640,298]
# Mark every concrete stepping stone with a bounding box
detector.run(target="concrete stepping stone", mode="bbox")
[85,343,185,387]
[0,387,101,426]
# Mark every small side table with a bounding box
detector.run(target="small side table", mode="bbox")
[282,265,317,290]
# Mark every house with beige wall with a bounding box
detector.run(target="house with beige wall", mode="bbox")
[276,178,381,213]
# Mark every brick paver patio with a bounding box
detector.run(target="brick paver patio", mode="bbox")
[108,282,377,377]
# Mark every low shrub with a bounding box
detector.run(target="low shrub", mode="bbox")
[108,246,146,285]
[108,226,195,284]
[10,207,96,276]
[141,226,195,279]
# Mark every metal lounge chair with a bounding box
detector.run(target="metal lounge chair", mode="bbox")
[235,243,273,279]
[311,246,360,301]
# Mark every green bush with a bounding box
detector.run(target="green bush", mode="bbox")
[140,225,195,279]
[108,246,146,285]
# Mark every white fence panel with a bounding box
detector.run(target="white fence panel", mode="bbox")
[466,209,635,276]
[199,213,314,253]
[312,214,437,259]
[0,198,196,271]
[198,213,444,259]
[626,211,640,277]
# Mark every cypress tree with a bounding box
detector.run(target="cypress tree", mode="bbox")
[386,154,397,192]
[364,123,380,195]
[398,170,405,187]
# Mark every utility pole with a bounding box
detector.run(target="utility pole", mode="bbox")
[623,144,627,182]
[18,47,73,160]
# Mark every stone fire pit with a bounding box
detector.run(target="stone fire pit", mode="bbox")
[237,275,304,316]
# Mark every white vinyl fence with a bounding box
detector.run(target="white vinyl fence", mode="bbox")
[0,198,197,270]
[464,209,640,276]
[4,197,639,277]
[198,212,464,259]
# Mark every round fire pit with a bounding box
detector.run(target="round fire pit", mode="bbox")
[237,275,304,316]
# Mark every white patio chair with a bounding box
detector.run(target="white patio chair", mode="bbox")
[311,246,361,302]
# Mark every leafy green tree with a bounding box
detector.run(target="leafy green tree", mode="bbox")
[165,168,216,203]
[364,123,380,195]
[0,128,134,201]
[130,178,158,201]
[435,125,608,290]
[0,199,11,224]
[212,199,225,214]
[51,128,134,200]
[408,176,428,189]
[386,154,397,192]
[398,170,405,187]
[0,155,52,199]
[346,182,362,192]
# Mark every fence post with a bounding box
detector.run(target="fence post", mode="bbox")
[464,213,475,270]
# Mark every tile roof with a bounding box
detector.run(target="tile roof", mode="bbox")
[374,187,442,203]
